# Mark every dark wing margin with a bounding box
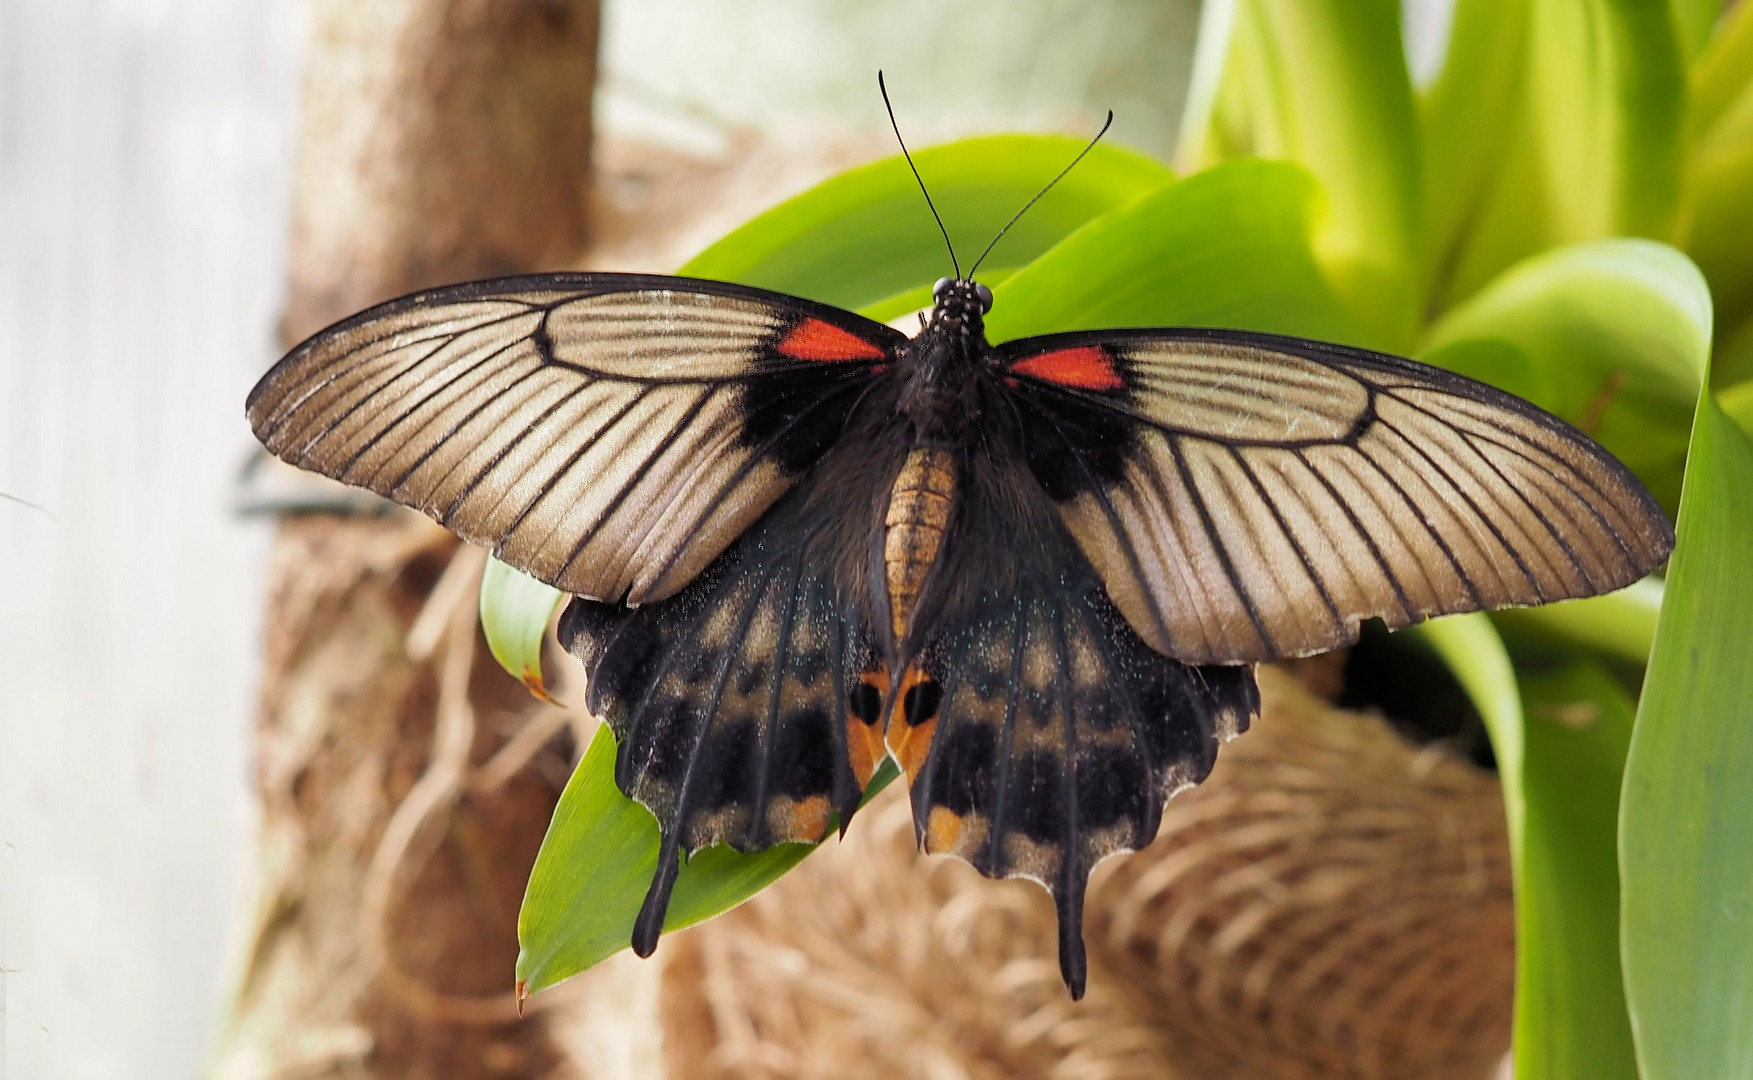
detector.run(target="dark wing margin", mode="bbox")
[886,454,1259,999]
[556,469,885,958]
[246,272,903,606]
[998,327,1675,664]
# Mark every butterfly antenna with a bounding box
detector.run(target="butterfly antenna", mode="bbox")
[879,71,960,280]
[967,109,1114,279]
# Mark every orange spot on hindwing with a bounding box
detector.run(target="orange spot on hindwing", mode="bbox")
[1009,345,1124,390]
[846,671,889,789]
[777,317,887,362]
[884,667,942,783]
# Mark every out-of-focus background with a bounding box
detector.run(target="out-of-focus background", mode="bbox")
[1,2,1209,1075]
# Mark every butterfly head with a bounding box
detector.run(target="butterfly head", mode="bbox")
[930,276,993,337]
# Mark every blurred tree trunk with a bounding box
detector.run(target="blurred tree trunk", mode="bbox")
[212,3,599,1077]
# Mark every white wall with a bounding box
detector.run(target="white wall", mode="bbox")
[0,2,301,1077]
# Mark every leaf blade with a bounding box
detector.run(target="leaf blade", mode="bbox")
[1620,389,1753,1080]
[1178,0,1422,346]
[1419,239,1711,508]
[681,135,1172,311]
[986,159,1379,349]
[479,557,565,699]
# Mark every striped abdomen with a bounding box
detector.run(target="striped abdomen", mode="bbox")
[884,446,955,640]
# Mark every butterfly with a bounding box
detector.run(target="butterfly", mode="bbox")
[245,96,1673,1000]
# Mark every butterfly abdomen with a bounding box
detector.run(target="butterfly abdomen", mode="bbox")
[884,445,956,640]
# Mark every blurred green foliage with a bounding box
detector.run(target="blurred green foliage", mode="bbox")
[496,5,1753,1076]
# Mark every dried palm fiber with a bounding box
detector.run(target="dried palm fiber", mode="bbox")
[280,0,600,345]
[657,665,1513,1080]
[213,1,602,1074]
[211,516,617,1079]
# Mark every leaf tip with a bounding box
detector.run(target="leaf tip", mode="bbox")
[520,671,554,702]
[515,979,528,1018]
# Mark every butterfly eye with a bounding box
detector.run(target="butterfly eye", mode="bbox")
[975,282,993,313]
[933,277,953,301]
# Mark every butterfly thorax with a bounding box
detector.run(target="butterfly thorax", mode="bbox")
[896,278,993,443]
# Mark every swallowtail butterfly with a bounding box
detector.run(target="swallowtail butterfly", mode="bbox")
[246,89,1672,998]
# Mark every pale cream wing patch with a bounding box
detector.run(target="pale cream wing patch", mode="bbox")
[1042,333,1675,664]
[247,276,896,605]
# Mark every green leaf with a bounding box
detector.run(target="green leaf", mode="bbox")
[1492,578,1665,667]
[987,159,1380,349]
[1670,0,1727,62]
[1687,0,1751,133]
[1412,617,1639,1079]
[1721,379,1753,433]
[1620,388,1753,1080]
[1718,313,1753,390]
[1419,239,1711,508]
[1683,3,1753,367]
[681,135,1172,313]
[479,556,565,699]
[1419,0,1533,310]
[1422,0,1689,312]
[1516,661,1641,1080]
[518,726,897,994]
[1177,0,1421,347]
[1409,615,1526,855]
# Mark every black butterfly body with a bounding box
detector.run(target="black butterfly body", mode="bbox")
[247,270,1672,998]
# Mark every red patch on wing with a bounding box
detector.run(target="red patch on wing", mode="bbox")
[1010,345,1124,390]
[777,317,887,362]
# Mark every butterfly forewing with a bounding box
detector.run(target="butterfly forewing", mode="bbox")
[246,274,903,605]
[999,329,1675,664]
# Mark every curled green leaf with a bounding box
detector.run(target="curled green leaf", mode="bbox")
[480,556,565,700]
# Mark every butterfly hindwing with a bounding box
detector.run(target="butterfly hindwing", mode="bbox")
[556,455,892,957]
[246,273,903,606]
[999,328,1675,664]
[891,447,1260,997]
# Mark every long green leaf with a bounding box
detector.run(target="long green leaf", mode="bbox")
[682,135,1172,313]
[988,159,1378,349]
[1670,0,1727,62]
[1411,616,1526,855]
[1422,0,1689,312]
[1178,0,1421,347]
[1517,661,1641,1080]
[1420,239,1711,509]
[1683,2,1753,378]
[1689,0,1753,140]
[1721,379,1753,433]
[1620,388,1753,1080]
[1419,0,1532,311]
[1492,578,1665,667]
[1413,617,1640,1079]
